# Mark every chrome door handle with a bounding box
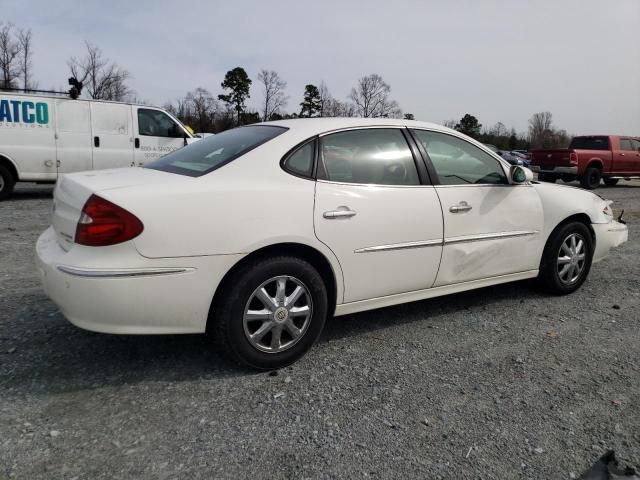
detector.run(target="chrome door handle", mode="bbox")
[323,208,357,219]
[449,201,472,213]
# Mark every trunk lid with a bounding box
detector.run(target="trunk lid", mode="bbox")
[51,167,185,250]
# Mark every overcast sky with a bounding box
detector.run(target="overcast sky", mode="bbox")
[3,0,639,135]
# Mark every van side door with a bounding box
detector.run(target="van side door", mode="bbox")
[133,107,188,166]
[90,102,134,170]
[55,100,93,174]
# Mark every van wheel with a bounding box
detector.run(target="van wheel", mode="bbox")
[211,256,328,370]
[580,167,601,189]
[0,164,16,201]
[538,222,593,295]
[603,178,619,186]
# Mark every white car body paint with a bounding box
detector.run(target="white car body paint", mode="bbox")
[36,118,628,334]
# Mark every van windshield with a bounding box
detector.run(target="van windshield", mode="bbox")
[146,125,288,177]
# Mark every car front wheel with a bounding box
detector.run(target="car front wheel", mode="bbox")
[538,222,593,295]
[211,256,328,370]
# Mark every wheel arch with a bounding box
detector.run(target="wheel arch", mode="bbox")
[586,158,604,171]
[541,213,596,264]
[208,242,341,329]
[0,154,19,181]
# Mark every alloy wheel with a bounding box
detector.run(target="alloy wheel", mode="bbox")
[243,276,313,353]
[557,233,586,285]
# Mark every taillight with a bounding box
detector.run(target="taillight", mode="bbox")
[569,151,578,165]
[75,194,144,246]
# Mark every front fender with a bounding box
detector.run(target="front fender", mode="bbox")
[533,181,612,241]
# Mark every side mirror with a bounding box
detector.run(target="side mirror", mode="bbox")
[510,165,533,184]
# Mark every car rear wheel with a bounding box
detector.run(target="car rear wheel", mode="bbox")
[603,177,619,186]
[0,164,16,201]
[538,222,593,295]
[211,256,328,370]
[580,167,602,189]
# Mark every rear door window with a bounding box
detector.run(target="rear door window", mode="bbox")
[569,136,610,150]
[318,128,419,186]
[619,138,634,151]
[146,125,287,177]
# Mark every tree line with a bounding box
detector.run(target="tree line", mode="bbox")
[446,112,571,150]
[162,69,406,133]
[0,22,571,148]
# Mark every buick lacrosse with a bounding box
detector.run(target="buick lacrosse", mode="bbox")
[37,118,628,369]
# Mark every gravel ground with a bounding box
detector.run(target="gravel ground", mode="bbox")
[1,181,639,479]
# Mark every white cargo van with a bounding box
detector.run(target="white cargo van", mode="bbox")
[0,93,197,200]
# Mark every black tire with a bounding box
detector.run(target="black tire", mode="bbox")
[538,222,593,295]
[580,167,602,189]
[0,164,16,201]
[210,256,328,370]
[603,177,619,186]
[538,173,556,183]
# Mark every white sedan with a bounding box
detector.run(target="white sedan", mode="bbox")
[36,119,628,369]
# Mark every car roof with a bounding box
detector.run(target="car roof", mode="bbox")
[263,117,455,138]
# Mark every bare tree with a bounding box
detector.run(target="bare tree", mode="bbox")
[348,73,402,118]
[164,96,191,120]
[0,22,20,89]
[68,41,132,101]
[17,28,34,89]
[257,69,287,121]
[318,81,331,117]
[528,111,554,149]
[316,82,356,117]
[442,119,457,129]
[186,87,219,132]
[493,122,508,137]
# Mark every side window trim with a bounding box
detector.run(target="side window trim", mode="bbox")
[410,128,510,186]
[401,128,432,185]
[406,128,440,185]
[280,137,318,180]
[316,127,428,186]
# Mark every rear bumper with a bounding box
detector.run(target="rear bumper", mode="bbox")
[592,221,628,263]
[36,226,243,334]
[530,165,578,175]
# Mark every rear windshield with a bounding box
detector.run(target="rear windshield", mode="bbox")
[146,125,288,177]
[569,136,609,150]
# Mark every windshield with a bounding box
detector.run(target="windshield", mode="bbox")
[146,125,288,177]
[569,136,609,150]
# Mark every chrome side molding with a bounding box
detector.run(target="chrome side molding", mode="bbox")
[57,266,195,278]
[355,230,539,253]
[444,230,538,245]
[354,239,443,253]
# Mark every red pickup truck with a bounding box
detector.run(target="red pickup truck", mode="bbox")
[530,135,640,189]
